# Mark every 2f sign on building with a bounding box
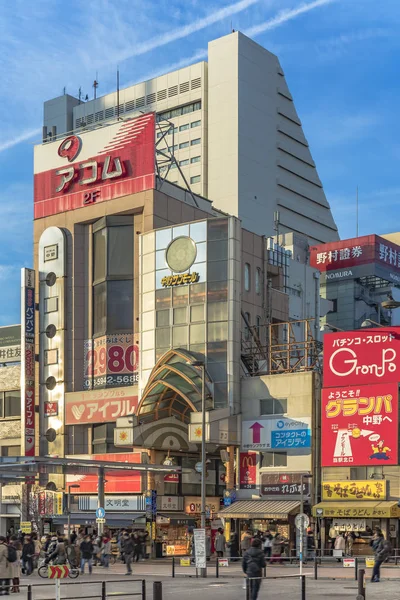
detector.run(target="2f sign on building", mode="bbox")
[323,329,400,388]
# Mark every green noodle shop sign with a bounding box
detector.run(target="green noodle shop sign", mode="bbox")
[161,272,200,287]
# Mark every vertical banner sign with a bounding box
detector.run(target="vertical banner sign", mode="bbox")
[21,268,35,462]
[239,452,257,489]
[193,529,206,569]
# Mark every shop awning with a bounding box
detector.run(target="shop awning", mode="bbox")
[312,501,400,518]
[218,500,300,519]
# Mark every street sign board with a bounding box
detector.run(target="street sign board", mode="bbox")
[96,518,106,524]
[295,514,309,530]
[96,507,105,519]
[48,565,69,579]
[193,528,206,569]
[20,522,31,534]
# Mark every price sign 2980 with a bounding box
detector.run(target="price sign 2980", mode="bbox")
[84,335,139,389]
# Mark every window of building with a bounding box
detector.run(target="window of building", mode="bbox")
[191,138,201,146]
[168,145,178,152]
[157,101,201,122]
[190,175,201,184]
[179,124,189,131]
[191,120,201,128]
[92,217,133,337]
[244,312,251,341]
[179,141,189,149]
[328,299,338,313]
[260,398,287,415]
[157,132,163,139]
[1,446,21,457]
[244,263,251,291]
[261,452,287,467]
[168,127,178,135]
[191,156,201,164]
[255,268,261,295]
[179,159,189,166]
[0,391,21,418]
[256,315,261,337]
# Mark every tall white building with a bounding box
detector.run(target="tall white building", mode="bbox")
[43,31,338,244]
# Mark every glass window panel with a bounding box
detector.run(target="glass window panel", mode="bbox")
[207,282,227,303]
[93,228,107,282]
[207,342,227,363]
[173,225,190,238]
[208,302,228,322]
[173,286,188,306]
[179,142,189,149]
[191,120,201,128]
[93,282,107,336]
[156,228,172,250]
[156,250,167,270]
[191,156,201,163]
[208,240,228,262]
[156,310,170,327]
[275,399,288,414]
[142,232,155,255]
[260,399,274,415]
[208,219,228,241]
[189,344,205,357]
[156,269,171,289]
[261,453,273,468]
[190,221,207,243]
[256,268,261,295]
[190,304,204,322]
[173,307,187,324]
[173,326,188,347]
[208,261,227,282]
[156,288,171,309]
[190,323,205,344]
[190,175,201,184]
[274,453,287,467]
[108,226,133,277]
[142,311,155,331]
[4,391,21,418]
[190,138,201,146]
[244,263,251,291]
[192,261,206,283]
[156,328,171,348]
[244,312,251,340]
[107,280,133,331]
[208,321,228,342]
[214,382,228,409]
[142,272,155,293]
[179,124,189,131]
[193,242,206,264]
[190,282,206,304]
[142,330,154,351]
[207,361,227,382]
[179,159,189,166]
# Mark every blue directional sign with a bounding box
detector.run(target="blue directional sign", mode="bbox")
[96,507,105,519]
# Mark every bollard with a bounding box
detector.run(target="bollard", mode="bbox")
[216,557,219,578]
[263,564,267,578]
[27,585,32,600]
[314,556,318,580]
[354,557,358,581]
[172,556,175,578]
[301,575,306,600]
[102,581,106,600]
[245,578,250,600]
[357,569,366,600]
[142,579,146,600]
[153,581,162,600]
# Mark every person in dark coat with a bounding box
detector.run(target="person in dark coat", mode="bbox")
[242,538,266,600]
[21,536,35,576]
[229,532,240,561]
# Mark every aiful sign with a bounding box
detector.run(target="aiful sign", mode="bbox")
[34,113,155,219]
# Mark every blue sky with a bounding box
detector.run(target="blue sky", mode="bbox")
[0,0,399,325]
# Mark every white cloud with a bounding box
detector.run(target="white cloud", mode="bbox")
[0,128,41,153]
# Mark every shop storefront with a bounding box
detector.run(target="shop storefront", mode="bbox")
[313,480,400,552]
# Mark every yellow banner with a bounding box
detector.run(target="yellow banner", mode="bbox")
[20,521,31,534]
[322,480,386,501]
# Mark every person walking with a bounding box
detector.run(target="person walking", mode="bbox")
[334,533,345,562]
[370,529,392,583]
[345,531,355,556]
[80,536,94,575]
[229,532,240,562]
[9,537,21,594]
[263,531,273,562]
[21,536,34,576]
[215,528,226,557]
[242,538,266,600]
[0,537,11,595]
[102,536,112,568]
[122,534,135,575]
[55,538,67,565]
[270,533,283,564]
[240,529,252,556]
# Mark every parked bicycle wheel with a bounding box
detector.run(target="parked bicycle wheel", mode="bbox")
[68,568,80,579]
[38,565,49,579]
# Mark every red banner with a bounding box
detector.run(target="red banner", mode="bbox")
[66,453,142,493]
[321,383,398,467]
[164,473,179,483]
[239,452,257,489]
[65,387,138,425]
[322,328,400,388]
[84,333,139,389]
[34,114,155,219]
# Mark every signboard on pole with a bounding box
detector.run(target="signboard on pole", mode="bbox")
[0,325,21,363]
[193,528,206,569]
[21,268,35,461]
[239,452,257,489]
[242,417,311,451]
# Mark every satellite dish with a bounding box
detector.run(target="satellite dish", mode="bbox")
[45,428,57,443]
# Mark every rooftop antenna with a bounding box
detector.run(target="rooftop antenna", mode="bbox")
[93,72,99,100]
[356,185,359,237]
[78,86,82,105]
[117,66,120,120]
[63,86,66,95]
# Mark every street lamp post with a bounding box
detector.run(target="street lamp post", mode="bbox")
[299,473,312,577]
[67,484,80,540]
[193,360,207,578]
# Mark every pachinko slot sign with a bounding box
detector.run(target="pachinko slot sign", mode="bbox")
[321,383,398,467]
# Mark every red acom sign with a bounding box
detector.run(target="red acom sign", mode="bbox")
[33,113,155,219]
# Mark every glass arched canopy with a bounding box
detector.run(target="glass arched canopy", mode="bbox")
[137,349,213,424]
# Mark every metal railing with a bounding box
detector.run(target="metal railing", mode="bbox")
[22,578,146,600]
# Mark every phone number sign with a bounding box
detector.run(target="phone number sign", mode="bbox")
[84,333,139,389]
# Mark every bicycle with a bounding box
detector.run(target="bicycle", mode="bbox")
[38,558,79,579]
